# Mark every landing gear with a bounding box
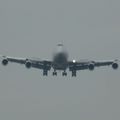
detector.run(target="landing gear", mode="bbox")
[52,70,67,76]
[72,70,76,77]
[43,70,48,76]
[62,71,67,76]
[53,71,57,76]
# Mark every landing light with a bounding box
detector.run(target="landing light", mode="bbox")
[73,60,76,63]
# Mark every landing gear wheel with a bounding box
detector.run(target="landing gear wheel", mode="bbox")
[53,72,57,76]
[43,70,48,76]
[62,72,67,76]
[72,70,76,77]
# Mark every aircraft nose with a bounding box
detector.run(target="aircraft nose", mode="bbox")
[57,44,64,53]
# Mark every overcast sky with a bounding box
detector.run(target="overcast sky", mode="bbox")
[0,0,120,120]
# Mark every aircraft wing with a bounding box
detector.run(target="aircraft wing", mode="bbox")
[69,60,119,75]
[0,55,119,77]
[1,55,52,71]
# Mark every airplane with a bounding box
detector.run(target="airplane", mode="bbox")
[0,44,119,77]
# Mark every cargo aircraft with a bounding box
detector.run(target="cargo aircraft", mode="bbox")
[1,44,119,77]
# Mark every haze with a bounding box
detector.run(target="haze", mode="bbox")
[0,0,120,120]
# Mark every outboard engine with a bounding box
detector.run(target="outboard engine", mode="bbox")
[2,59,8,66]
[88,63,95,71]
[25,61,32,69]
[112,62,118,69]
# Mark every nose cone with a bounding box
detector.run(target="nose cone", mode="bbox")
[57,44,68,57]
[57,44,64,53]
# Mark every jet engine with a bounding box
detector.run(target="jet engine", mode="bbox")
[2,59,8,66]
[88,63,95,71]
[25,61,32,68]
[112,62,119,69]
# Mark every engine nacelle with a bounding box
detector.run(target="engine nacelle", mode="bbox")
[112,62,118,69]
[2,59,8,66]
[88,63,95,71]
[25,61,32,69]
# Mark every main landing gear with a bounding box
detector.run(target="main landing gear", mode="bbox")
[43,70,48,76]
[53,71,57,76]
[62,71,67,76]
[52,70,67,76]
[43,69,76,77]
[72,70,76,77]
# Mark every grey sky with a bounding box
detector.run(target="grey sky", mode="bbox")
[0,0,120,120]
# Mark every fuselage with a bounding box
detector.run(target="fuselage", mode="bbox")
[52,44,68,70]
